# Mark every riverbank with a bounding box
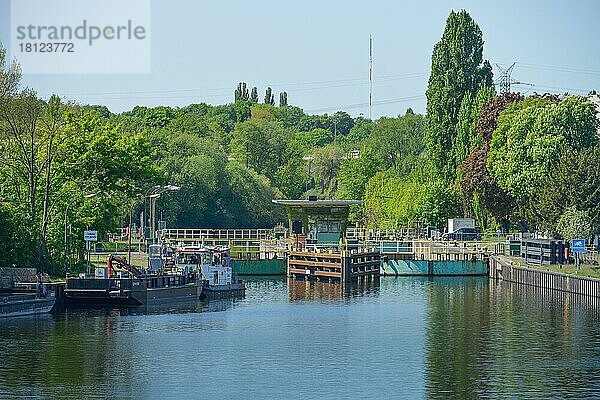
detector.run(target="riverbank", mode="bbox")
[490,255,600,298]
[504,255,600,279]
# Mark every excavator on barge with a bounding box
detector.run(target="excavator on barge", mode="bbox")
[64,252,202,307]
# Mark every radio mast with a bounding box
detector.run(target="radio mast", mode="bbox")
[369,35,373,120]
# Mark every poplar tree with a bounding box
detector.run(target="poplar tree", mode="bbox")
[264,87,275,105]
[250,87,258,103]
[424,10,493,183]
[279,91,288,107]
[234,82,249,102]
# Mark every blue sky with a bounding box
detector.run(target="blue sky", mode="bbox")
[1,0,599,117]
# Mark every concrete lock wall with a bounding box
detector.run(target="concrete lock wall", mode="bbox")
[380,259,488,276]
[232,259,287,275]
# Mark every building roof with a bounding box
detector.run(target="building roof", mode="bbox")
[272,199,363,207]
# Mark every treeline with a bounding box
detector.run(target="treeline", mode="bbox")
[364,10,600,243]
[1,9,599,276]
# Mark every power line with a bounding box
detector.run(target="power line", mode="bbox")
[517,62,600,77]
[57,72,427,98]
[305,95,425,114]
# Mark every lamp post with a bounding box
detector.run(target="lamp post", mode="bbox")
[148,193,160,244]
[143,185,180,246]
[64,193,96,279]
[128,200,135,267]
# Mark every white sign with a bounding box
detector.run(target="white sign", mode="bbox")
[84,230,98,242]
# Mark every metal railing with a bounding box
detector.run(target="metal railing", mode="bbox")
[163,228,275,241]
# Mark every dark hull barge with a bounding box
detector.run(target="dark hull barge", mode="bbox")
[1,293,56,318]
[65,274,202,307]
[201,281,246,300]
[1,272,58,318]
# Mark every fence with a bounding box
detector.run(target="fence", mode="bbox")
[163,228,275,241]
[489,256,600,298]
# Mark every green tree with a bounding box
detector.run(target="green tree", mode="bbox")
[363,171,425,229]
[233,100,251,123]
[264,87,275,105]
[272,105,306,129]
[229,119,292,179]
[556,206,592,242]
[539,146,600,234]
[235,82,249,102]
[368,112,424,174]
[425,10,493,182]
[337,148,380,199]
[454,85,495,172]
[293,128,333,151]
[250,87,258,103]
[274,157,307,200]
[311,144,345,197]
[459,92,523,227]
[341,117,374,147]
[488,95,598,208]
[154,132,225,227]
[222,161,285,227]
[279,91,288,107]
[329,111,354,137]
[418,180,461,229]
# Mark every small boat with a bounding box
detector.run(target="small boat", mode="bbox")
[172,246,246,300]
[65,254,202,307]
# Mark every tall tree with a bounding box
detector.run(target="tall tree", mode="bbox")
[229,119,292,179]
[250,87,258,103]
[454,85,495,172]
[264,87,275,106]
[234,82,249,102]
[424,10,493,182]
[279,91,288,107]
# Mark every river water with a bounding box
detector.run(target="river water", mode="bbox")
[2,276,600,399]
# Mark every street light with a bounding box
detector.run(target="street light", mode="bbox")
[64,193,96,279]
[143,185,180,246]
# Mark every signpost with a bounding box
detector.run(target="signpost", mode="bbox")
[84,230,98,242]
[571,239,586,270]
[84,230,98,275]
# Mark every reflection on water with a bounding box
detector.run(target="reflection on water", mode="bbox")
[63,297,241,316]
[425,278,600,399]
[287,277,380,301]
[1,276,600,399]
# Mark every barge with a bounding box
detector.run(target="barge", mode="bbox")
[1,291,56,318]
[65,254,202,307]
[1,269,57,318]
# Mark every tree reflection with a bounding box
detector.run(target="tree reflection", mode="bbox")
[287,277,380,302]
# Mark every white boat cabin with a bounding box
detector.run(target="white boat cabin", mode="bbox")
[173,246,233,286]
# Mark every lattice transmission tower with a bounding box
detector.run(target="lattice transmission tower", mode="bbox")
[495,62,533,94]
